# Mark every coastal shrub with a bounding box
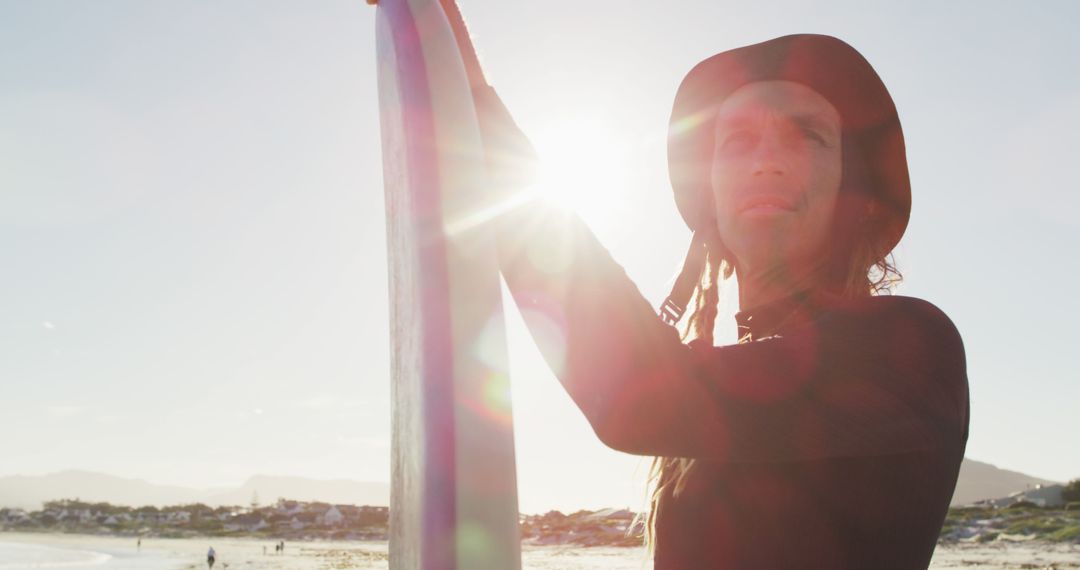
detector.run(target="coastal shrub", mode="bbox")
[1048,525,1080,543]
[1064,480,1080,503]
[948,506,994,520]
[1006,500,1039,510]
[1065,502,1080,512]
[1004,517,1066,536]
[975,531,999,543]
[191,519,224,533]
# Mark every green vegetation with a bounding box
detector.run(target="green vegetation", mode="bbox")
[941,504,1080,544]
[0,498,388,541]
[1048,526,1080,542]
[1063,479,1080,503]
[975,531,999,543]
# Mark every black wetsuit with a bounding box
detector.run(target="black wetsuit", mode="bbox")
[497,205,970,569]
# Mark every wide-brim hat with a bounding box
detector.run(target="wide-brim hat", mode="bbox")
[660,34,911,325]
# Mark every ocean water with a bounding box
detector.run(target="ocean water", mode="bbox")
[0,539,181,570]
[0,541,110,568]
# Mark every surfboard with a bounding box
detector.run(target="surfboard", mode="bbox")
[372,1,522,568]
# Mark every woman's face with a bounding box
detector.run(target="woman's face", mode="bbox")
[709,80,843,275]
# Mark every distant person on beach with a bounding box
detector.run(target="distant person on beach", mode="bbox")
[477,34,968,569]
[207,546,216,569]
[136,537,140,552]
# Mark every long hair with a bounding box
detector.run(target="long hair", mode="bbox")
[632,223,902,557]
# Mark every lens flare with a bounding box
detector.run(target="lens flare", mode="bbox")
[529,119,631,236]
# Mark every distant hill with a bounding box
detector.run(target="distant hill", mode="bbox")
[951,457,1060,506]
[201,475,390,508]
[0,471,208,510]
[0,470,389,510]
[0,459,1067,512]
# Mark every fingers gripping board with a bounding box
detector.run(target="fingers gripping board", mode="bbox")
[373,1,521,568]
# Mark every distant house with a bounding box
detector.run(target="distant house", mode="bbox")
[983,484,1066,508]
[270,514,291,530]
[269,512,308,531]
[322,506,344,526]
[225,514,268,532]
[1019,484,1066,507]
[133,507,160,524]
[1,508,30,524]
[337,505,361,520]
[275,499,304,516]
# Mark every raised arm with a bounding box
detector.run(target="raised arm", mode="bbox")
[496,203,969,463]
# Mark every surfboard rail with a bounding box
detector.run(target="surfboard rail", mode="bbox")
[372,1,522,568]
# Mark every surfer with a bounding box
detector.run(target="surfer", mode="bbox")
[478,34,969,569]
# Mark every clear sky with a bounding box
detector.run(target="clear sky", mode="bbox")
[1,0,1077,515]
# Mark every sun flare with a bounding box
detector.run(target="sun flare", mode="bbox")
[528,119,630,234]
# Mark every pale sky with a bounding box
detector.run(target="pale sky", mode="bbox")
[1,0,1077,515]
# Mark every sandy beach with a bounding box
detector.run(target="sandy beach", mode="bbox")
[0,533,390,570]
[3,532,1080,569]
[928,540,1080,569]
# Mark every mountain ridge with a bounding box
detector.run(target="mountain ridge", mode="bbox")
[0,470,389,511]
[0,458,1068,512]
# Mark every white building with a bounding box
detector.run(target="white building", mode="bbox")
[322,506,344,526]
[985,484,1066,508]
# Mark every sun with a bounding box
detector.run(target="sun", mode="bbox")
[527,119,630,235]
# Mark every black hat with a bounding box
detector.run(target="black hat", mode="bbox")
[660,34,911,325]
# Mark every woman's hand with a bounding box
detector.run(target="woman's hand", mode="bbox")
[472,85,540,196]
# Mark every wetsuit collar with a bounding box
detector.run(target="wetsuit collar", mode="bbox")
[734,288,833,341]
